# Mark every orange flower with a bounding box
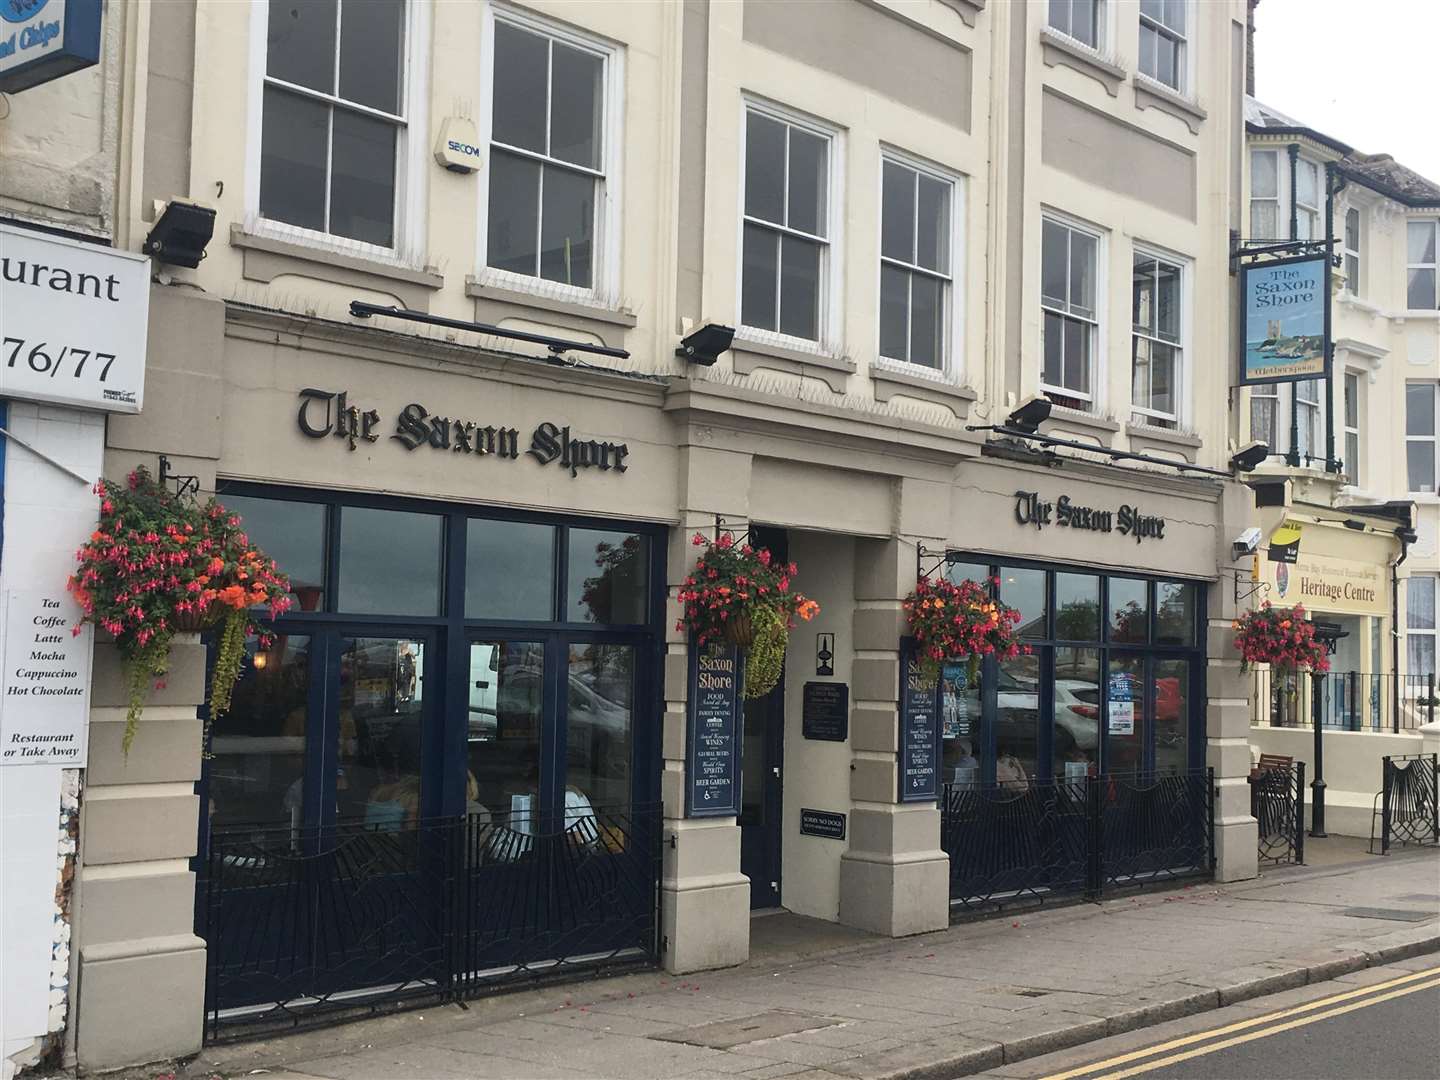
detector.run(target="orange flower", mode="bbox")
[796,599,820,621]
[217,584,248,609]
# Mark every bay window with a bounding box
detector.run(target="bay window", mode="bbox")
[1041,216,1100,407]
[259,0,409,248]
[741,104,834,343]
[1409,220,1438,310]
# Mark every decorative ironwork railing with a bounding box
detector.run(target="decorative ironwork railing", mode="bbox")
[941,770,1214,915]
[202,803,662,1041]
[1371,754,1439,855]
[1250,761,1305,867]
[1251,670,1436,733]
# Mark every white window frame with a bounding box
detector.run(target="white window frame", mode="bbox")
[1408,219,1439,311]
[1407,575,1437,679]
[1249,382,1279,452]
[1130,243,1189,427]
[1138,0,1189,95]
[1295,378,1322,462]
[1407,381,1438,493]
[1040,210,1105,409]
[244,0,430,263]
[875,147,964,379]
[1342,369,1361,485]
[1343,206,1362,297]
[1249,148,1281,242]
[735,96,843,352]
[1295,158,1322,241]
[1047,0,1106,51]
[475,4,624,305]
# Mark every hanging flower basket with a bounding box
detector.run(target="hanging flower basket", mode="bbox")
[67,467,294,754]
[1232,601,1329,674]
[903,575,1027,687]
[675,532,819,699]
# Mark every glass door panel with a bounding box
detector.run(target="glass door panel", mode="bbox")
[1053,647,1101,781]
[1106,654,1149,775]
[467,640,545,834]
[565,642,635,816]
[940,660,982,787]
[336,636,427,827]
[995,653,1040,785]
[207,633,312,831]
[1153,658,1190,774]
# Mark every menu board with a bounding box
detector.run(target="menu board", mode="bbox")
[898,640,940,802]
[685,640,742,817]
[802,681,849,741]
[0,590,91,766]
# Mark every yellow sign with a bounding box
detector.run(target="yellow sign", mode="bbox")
[1265,550,1387,617]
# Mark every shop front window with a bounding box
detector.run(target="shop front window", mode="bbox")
[1001,566,1048,640]
[337,506,443,616]
[1154,657,1189,774]
[1054,647,1101,780]
[1110,578,1148,644]
[566,642,635,814]
[466,640,543,833]
[996,654,1040,786]
[568,528,649,624]
[466,521,555,621]
[220,494,328,612]
[1055,573,1100,642]
[338,636,426,827]
[1106,654,1148,775]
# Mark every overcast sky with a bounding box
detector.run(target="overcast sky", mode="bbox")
[1252,0,1440,184]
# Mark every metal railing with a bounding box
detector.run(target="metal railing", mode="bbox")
[1371,754,1439,855]
[1251,761,1305,866]
[1250,670,1436,733]
[202,803,662,1041]
[941,769,1214,916]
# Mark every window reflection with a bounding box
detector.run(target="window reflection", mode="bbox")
[466,641,543,840]
[1054,647,1101,781]
[568,529,648,624]
[220,495,327,611]
[940,660,982,787]
[1154,658,1189,773]
[1110,578,1148,644]
[1001,567,1047,640]
[338,507,443,615]
[566,642,633,818]
[338,637,425,827]
[1107,656,1148,774]
[944,561,992,588]
[208,634,310,830]
[1055,574,1100,641]
[466,520,555,620]
[1156,581,1195,645]
[995,654,1040,785]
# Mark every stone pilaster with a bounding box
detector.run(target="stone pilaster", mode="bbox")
[838,537,948,936]
[71,635,207,1070]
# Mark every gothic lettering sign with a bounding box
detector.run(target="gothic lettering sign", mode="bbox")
[899,639,940,803]
[686,640,742,817]
[295,389,630,478]
[1013,490,1166,544]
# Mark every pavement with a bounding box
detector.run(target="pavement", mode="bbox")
[152,842,1439,1080]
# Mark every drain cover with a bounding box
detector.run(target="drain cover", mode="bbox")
[1338,906,1434,922]
[653,1010,840,1049]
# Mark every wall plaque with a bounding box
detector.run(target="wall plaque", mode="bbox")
[898,639,940,803]
[801,681,848,742]
[799,808,846,840]
[685,640,742,817]
[0,589,90,765]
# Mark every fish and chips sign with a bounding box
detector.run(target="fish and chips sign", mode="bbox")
[1240,255,1328,385]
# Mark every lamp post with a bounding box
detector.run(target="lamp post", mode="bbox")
[1309,621,1347,838]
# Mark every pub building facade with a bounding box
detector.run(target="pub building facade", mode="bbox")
[52,0,1262,1068]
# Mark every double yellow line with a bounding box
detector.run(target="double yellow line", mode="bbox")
[1042,965,1440,1080]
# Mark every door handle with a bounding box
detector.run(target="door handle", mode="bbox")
[772,767,781,778]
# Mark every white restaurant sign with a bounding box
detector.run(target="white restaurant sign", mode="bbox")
[0,222,149,413]
[0,589,91,765]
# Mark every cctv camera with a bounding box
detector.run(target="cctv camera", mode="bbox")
[1231,527,1261,561]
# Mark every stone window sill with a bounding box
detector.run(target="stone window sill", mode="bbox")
[230,224,443,291]
[871,362,977,416]
[1039,27,1127,97]
[1045,404,1122,439]
[1126,420,1204,449]
[464,277,638,328]
[732,335,855,394]
[1133,74,1207,134]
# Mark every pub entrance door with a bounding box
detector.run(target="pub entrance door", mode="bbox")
[740,682,784,909]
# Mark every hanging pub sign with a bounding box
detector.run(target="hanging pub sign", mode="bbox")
[1240,255,1328,385]
[898,639,940,803]
[295,388,630,479]
[0,0,102,94]
[685,640,742,817]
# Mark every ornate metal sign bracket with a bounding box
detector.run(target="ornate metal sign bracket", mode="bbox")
[157,454,200,497]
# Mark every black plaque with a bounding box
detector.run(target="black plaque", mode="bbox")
[686,640,742,817]
[899,639,941,803]
[799,808,847,840]
[802,681,849,741]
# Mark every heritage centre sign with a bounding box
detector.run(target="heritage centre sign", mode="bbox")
[1240,255,1328,384]
[296,388,630,478]
[1013,490,1166,543]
